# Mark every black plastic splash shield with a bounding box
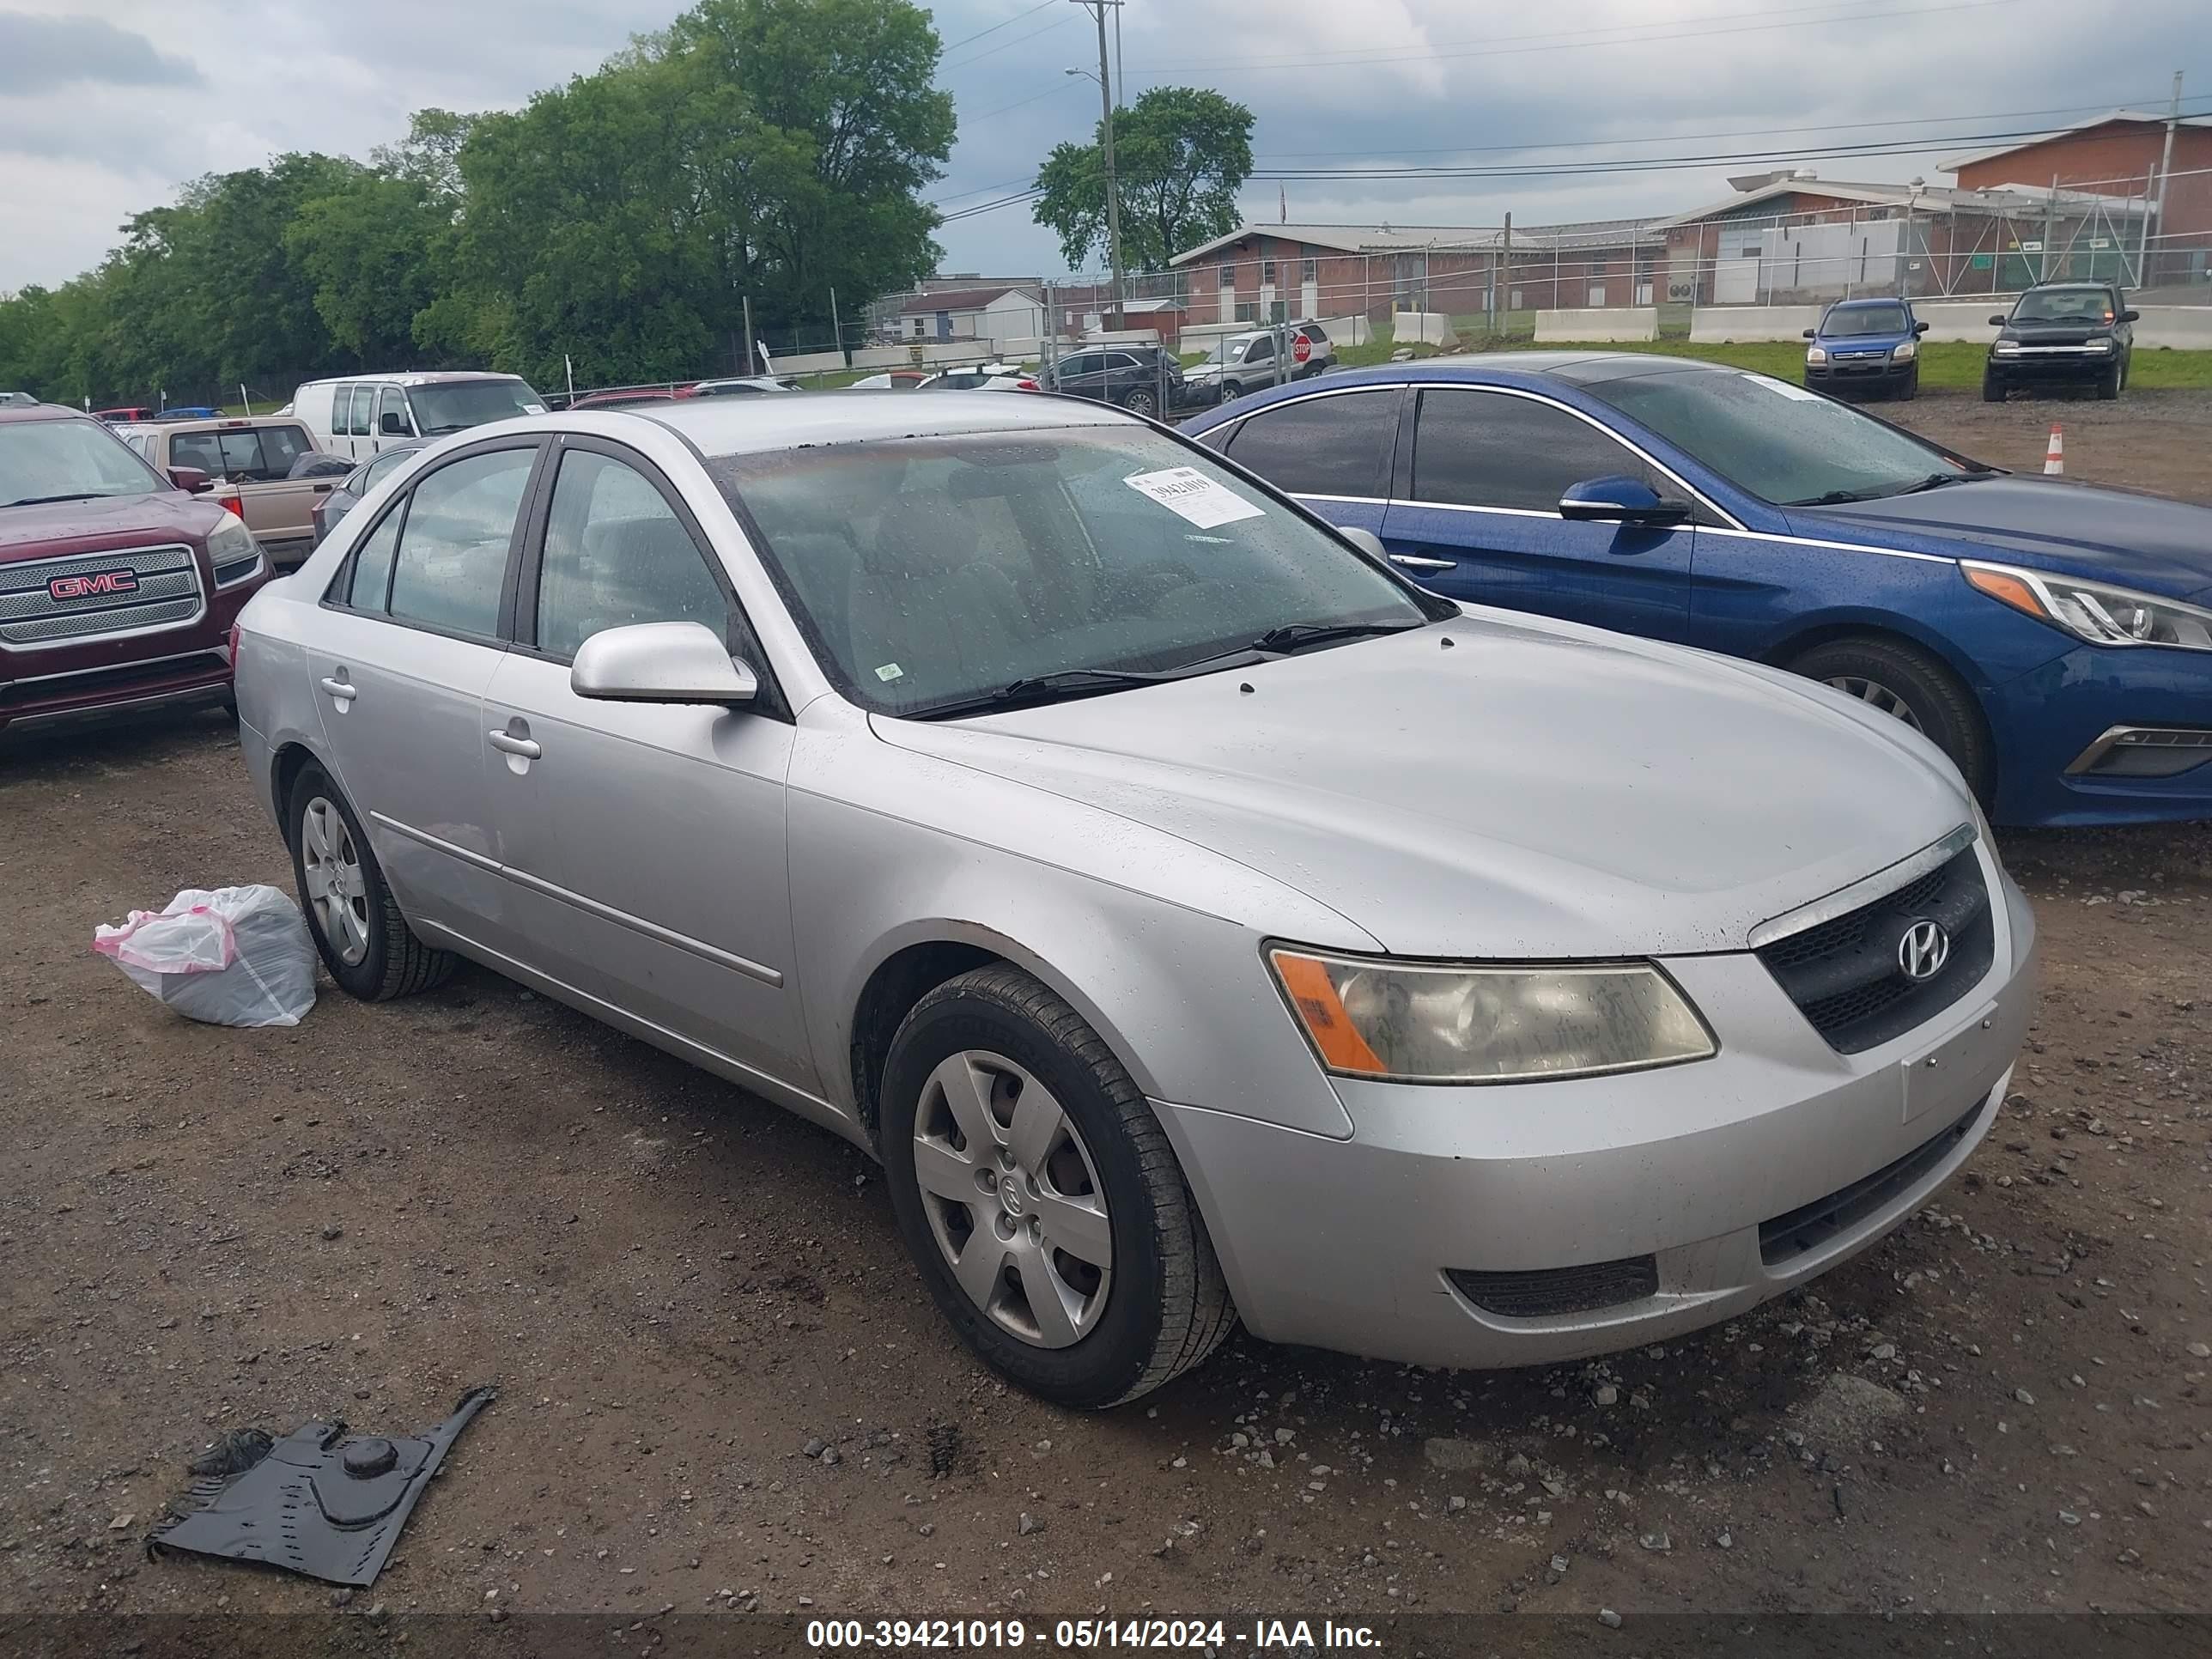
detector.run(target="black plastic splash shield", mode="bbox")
[147,1386,493,1587]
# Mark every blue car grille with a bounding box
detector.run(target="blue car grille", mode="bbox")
[1756,846,1992,1054]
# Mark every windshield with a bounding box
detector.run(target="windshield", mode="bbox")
[713,425,1429,716]
[2013,288,2114,323]
[1200,339,1253,365]
[1583,368,1970,506]
[0,418,166,506]
[406,378,544,434]
[1822,304,1908,337]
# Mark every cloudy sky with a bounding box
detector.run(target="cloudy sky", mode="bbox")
[1,0,2204,292]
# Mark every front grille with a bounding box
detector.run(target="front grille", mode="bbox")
[1755,845,1992,1054]
[0,544,204,647]
[1759,1101,1983,1265]
[1449,1255,1659,1318]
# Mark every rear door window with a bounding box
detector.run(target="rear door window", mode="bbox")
[1410,388,1658,514]
[343,505,404,611]
[347,387,374,436]
[1226,389,1400,499]
[385,447,538,636]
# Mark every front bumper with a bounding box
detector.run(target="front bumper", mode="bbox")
[1155,850,2036,1372]
[1988,349,2116,383]
[1986,643,2212,826]
[1806,354,1912,387]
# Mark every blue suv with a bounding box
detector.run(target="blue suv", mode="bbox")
[1186,355,2212,827]
[1803,298,1928,400]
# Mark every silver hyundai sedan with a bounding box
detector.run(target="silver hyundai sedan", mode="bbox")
[233,392,2036,1407]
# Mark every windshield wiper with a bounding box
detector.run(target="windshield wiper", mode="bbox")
[905,661,1249,721]
[421,422,471,435]
[5,492,103,507]
[1889,471,1984,496]
[1784,488,1885,507]
[1249,620,1424,654]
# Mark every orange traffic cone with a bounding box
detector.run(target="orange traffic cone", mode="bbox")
[2043,423,2064,476]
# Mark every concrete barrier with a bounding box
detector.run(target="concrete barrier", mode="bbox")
[1318,315,1372,347]
[849,340,1004,370]
[765,349,847,374]
[1687,305,1822,343]
[2137,307,2212,349]
[1534,307,1658,343]
[1394,312,1458,348]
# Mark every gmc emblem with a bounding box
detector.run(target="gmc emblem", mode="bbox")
[47,569,138,601]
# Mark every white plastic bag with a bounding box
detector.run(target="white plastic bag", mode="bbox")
[94,885,318,1028]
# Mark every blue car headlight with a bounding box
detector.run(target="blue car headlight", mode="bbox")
[1965,560,2212,651]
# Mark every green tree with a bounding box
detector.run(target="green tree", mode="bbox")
[1032,87,1254,272]
[286,169,451,367]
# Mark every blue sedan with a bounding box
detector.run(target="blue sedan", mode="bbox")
[1182,356,2212,827]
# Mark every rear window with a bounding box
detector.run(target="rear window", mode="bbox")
[167,424,314,483]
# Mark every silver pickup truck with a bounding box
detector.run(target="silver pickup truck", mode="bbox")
[113,416,331,567]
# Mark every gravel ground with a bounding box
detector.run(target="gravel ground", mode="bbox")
[2,391,2208,1633]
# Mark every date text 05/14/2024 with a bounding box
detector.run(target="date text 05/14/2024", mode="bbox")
[804,1619,1382,1650]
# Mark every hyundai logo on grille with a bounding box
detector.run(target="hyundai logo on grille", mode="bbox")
[1898,918,1951,981]
[47,568,138,601]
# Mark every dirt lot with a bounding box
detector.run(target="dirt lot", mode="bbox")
[3,389,2209,1638]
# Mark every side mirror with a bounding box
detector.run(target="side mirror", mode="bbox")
[379,410,408,435]
[1988,314,2008,327]
[1802,328,1818,340]
[571,621,758,706]
[1912,320,1930,335]
[1339,526,1388,561]
[1559,475,1690,526]
[168,465,211,494]
[2120,308,2141,323]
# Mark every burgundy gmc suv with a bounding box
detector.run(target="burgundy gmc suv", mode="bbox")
[1,404,269,736]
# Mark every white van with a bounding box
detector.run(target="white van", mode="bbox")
[290,371,546,462]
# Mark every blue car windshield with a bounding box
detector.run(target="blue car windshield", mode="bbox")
[1584,368,1971,507]
[1822,304,1908,337]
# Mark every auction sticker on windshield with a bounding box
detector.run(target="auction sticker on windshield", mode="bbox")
[1123,466,1265,530]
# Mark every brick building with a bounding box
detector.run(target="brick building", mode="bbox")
[1942,109,2212,291]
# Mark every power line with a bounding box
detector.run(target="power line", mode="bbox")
[940,13,1073,75]
[1252,96,2212,161]
[937,0,1055,56]
[1127,0,2020,79]
[929,173,1040,206]
[938,186,1045,222]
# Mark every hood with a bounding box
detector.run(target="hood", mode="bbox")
[0,489,219,563]
[2001,319,2119,345]
[873,617,1972,959]
[1791,475,2212,602]
[1816,329,1911,351]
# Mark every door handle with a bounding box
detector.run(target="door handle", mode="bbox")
[1390,552,1459,571]
[318,675,356,702]
[312,483,333,495]
[488,730,542,760]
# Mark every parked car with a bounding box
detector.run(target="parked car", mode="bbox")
[233,390,2033,1406]
[692,376,801,396]
[1182,321,1335,403]
[918,363,1038,392]
[94,407,152,423]
[290,372,546,462]
[152,406,220,421]
[850,370,933,390]
[569,388,684,410]
[310,438,430,544]
[1802,298,1927,399]
[1984,282,2138,400]
[1048,345,1190,417]
[112,415,328,566]
[1187,356,2212,827]
[2,403,268,735]
[0,392,40,408]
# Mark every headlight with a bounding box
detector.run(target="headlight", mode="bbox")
[1994,341,2021,356]
[1893,340,1917,362]
[1964,560,2212,651]
[1806,345,1828,365]
[1267,949,1715,1084]
[2085,337,2113,351]
[206,510,258,563]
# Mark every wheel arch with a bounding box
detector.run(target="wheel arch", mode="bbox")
[269,737,333,825]
[842,922,1164,1152]
[1761,613,2001,793]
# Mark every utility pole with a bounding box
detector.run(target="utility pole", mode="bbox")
[1499,212,1512,337]
[1070,1,1125,325]
[829,287,843,364]
[2151,70,2184,288]
[2041,176,2057,283]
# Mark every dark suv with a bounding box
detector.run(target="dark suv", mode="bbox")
[1984,282,2138,401]
[1047,345,1194,417]
[1,404,270,735]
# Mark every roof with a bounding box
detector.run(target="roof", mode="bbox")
[1940,109,2212,173]
[1170,217,1665,266]
[113,414,307,433]
[295,370,533,389]
[627,388,1133,457]
[896,285,1038,313]
[1658,176,2150,228]
[0,403,89,424]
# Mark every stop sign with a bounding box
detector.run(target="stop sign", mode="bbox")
[1293,335,1311,364]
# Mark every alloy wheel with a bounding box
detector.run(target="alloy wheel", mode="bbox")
[1826,675,1924,732]
[911,1049,1114,1348]
[1126,389,1158,416]
[300,795,371,965]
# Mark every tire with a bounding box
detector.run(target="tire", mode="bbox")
[1219,380,1243,403]
[285,762,455,1000]
[2096,357,2123,400]
[1981,370,2004,404]
[1121,386,1158,418]
[879,964,1236,1408]
[1788,636,1993,802]
[1897,365,1919,401]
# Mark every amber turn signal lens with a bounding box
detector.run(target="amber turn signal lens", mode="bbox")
[1269,951,1389,1076]
[1965,564,2046,620]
